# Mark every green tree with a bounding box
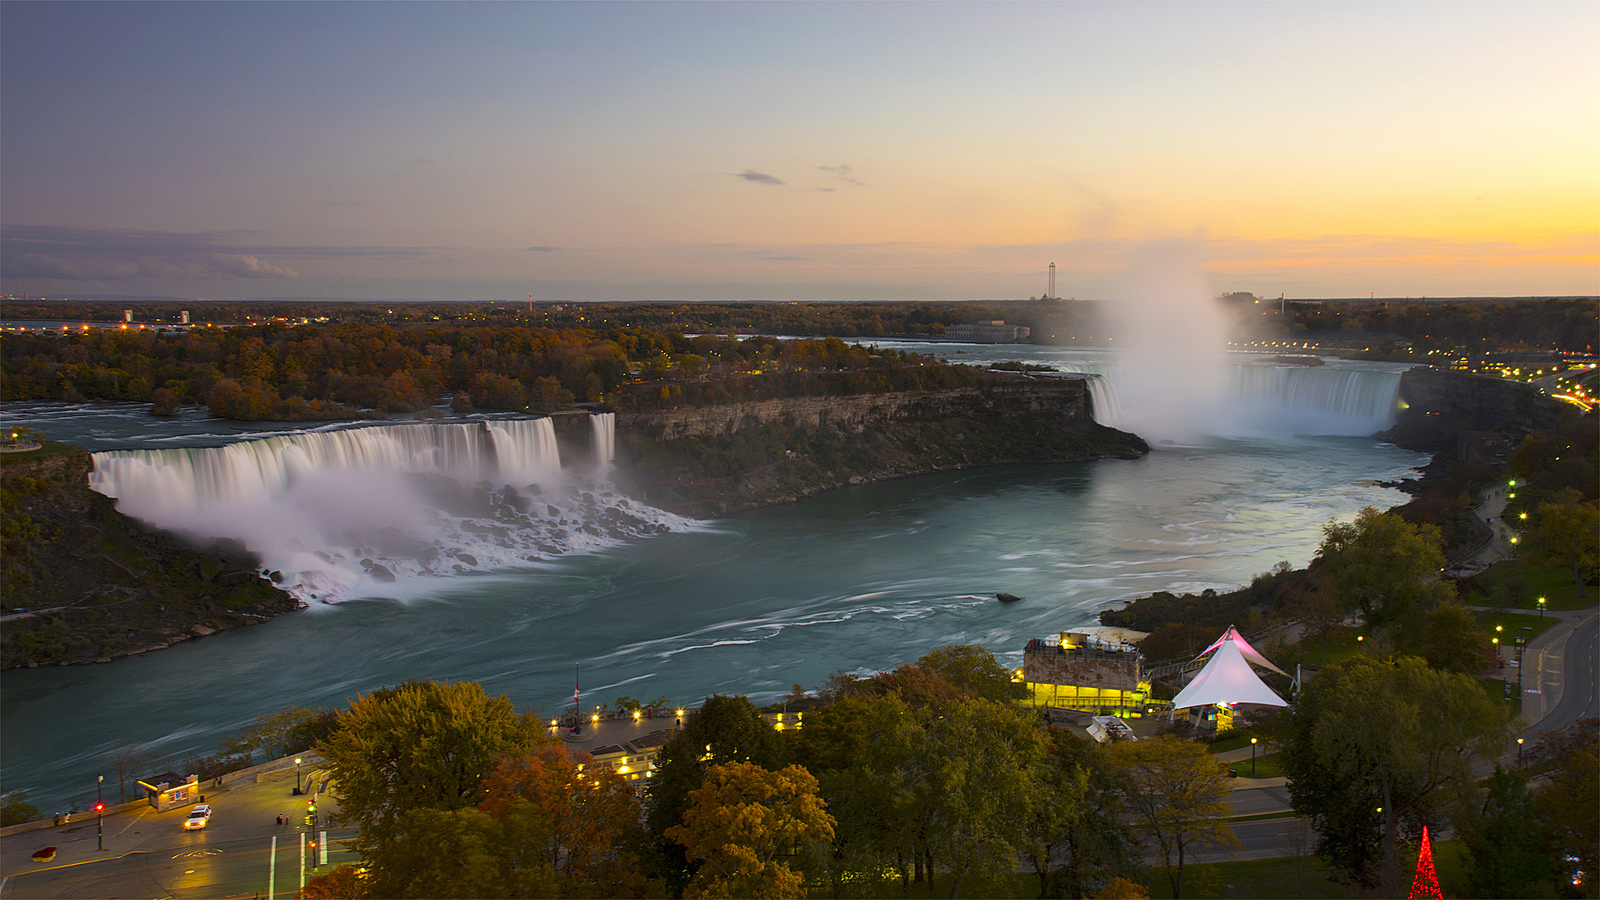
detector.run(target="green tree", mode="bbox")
[905,696,1049,899]
[223,706,340,759]
[319,680,549,846]
[1104,735,1238,900]
[1394,602,1490,675]
[1522,491,1599,590]
[0,790,42,827]
[665,761,835,900]
[1017,733,1089,900]
[791,695,920,897]
[1461,769,1554,899]
[362,806,513,899]
[916,643,1027,705]
[1529,720,1599,898]
[1316,507,1452,628]
[1282,656,1512,894]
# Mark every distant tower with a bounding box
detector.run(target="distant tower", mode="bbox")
[181,310,190,325]
[1047,262,1057,300]
[124,309,133,323]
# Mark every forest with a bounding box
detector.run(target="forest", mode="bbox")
[0,324,996,421]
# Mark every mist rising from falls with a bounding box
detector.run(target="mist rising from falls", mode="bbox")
[1094,242,1401,440]
[89,417,688,605]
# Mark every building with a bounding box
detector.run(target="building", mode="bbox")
[945,321,1031,343]
[1022,631,1151,717]
[584,728,674,784]
[137,772,201,811]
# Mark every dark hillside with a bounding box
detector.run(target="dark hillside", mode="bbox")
[1,447,297,669]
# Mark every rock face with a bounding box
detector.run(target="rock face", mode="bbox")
[1383,368,1563,453]
[610,379,1147,516]
[616,381,1095,442]
[1,450,298,670]
[1396,369,1561,433]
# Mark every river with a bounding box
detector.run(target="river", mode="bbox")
[1,349,1426,811]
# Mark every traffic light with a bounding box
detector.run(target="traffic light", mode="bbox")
[94,802,104,814]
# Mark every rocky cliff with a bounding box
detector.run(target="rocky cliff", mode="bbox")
[1,449,298,669]
[1381,368,1563,453]
[608,378,1147,515]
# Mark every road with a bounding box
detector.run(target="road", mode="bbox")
[1,761,353,899]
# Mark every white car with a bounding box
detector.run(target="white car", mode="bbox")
[182,804,212,830]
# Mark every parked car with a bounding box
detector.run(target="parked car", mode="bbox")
[182,804,211,830]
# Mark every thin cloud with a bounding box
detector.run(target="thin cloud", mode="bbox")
[525,246,561,252]
[0,225,445,282]
[817,164,865,187]
[734,170,785,186]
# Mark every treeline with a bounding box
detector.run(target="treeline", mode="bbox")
[0,324,997,421]
[1285,296,1597,353]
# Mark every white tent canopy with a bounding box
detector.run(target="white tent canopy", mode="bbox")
[1171,638,1287,710]
[1197,625,1289,677]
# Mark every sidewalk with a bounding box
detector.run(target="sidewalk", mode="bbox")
[0,754,340,891]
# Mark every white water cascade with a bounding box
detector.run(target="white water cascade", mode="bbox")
[590,412,616,466]
[1051,360,1402,436]
[89,420,690,604]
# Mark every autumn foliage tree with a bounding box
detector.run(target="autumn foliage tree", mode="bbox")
[1104,734,1238,900]
[664,761,835,900]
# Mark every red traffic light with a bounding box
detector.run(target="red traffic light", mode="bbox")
[94,803,104,813]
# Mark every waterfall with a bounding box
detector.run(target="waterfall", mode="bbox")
[1225,364,1404,435]
[89,419,689,605]
[1083,375,1121,427]
[91,422,501,506]
[486,418,561,485]
[590,412,616,465]
[1055,357,1405,437]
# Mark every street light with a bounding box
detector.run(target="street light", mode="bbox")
[96,775,104,851]
[295,757,303,795]
[1251,737,1259,776]
[1517,737,1525,765]
[1538,597,1546,620]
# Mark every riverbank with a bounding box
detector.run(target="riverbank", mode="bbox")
[0,447,298,670]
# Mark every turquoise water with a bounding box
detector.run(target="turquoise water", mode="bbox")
[0,354,1426,810]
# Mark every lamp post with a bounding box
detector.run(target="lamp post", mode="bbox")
[1538,597,1546,620]
[1516,737,1524,765]
[294,757,302,795]
[96,775,104,851]
[1250,737,1258,776]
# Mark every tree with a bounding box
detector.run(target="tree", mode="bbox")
[1461,769,1553,899]
[791,695,919,897]
[1017,734,1089,900]
[915,644,1026,705]
[1394,602,1490,675]
[904,696,1049,899]
[664,761,835,900]
[647,694,788,891]
[318,680,550,846]
[1281,656,1512,895]
[1,790,41,827]
[1529,720,1598,897]
[299,863,368,899]
[361,806,514,899]
[223,706,340,759]
[478,745,655,897]
[1522,491,1599,590]
[1104,734,1238,899]
[1316,508,1452,628]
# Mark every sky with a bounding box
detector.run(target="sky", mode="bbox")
[2,1,1597,302]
